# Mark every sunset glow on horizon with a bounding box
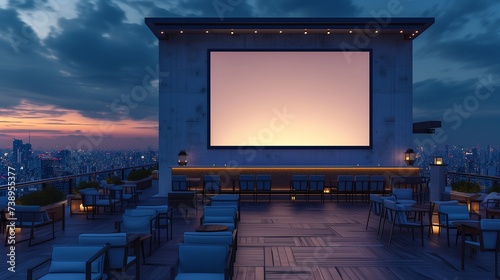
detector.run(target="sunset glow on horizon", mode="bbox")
[0,100,158,150]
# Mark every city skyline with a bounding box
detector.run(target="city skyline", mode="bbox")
[0,1,499,149]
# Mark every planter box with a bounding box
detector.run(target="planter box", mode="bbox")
[449,191,485,213]
[41,200,66,230]
[126,176,153,190]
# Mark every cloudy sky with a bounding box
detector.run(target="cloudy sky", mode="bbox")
[0,0,499,150]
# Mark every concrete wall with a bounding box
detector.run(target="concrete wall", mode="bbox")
[158,33,414,194]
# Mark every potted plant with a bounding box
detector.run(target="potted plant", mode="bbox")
[451,180,481,193]
[126,168,153,190]
[16,186,67,224]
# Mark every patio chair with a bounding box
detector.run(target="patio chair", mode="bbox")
[291,175,309,202]
[80,188,120,219]
[438,204,481,247]
[429,200,460,235]
[391,188,417,205]
[172,175,188,191]
[27,245,109,280]
[461,219,500,277]
[336,175,354,203]
[4,205,55,246]
[184,231,236,275]
[381,200,424,247]
[111,183,139,208]
[116,209,159,262]
[211,194,240,220]
[369,175,386,196]
[174,243,230,280]
[99,180,114,195]
[309,175,325,202]
[255,174,272,202]
[201,206,237,231]
[238,174,255,201]
[390,176,424,204]
[136,205,172,240]
[366,194,395,234]
[354,175,370,202]
[79,233,140,280]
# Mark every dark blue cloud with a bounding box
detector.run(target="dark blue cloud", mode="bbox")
[252,0,361,17]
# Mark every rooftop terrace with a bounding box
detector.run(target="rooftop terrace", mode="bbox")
[3,180,498,280]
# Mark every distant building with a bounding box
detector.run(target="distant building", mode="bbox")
[40,156,62,179]
[12,138,32,167]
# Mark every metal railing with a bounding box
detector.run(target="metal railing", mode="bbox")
[446,171,500,191]
[0,164,157,197]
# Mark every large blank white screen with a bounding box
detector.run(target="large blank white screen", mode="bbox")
[210,51,370,147]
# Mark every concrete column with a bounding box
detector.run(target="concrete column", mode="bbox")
[429,164,447,201]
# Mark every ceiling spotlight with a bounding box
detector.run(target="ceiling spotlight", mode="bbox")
[205,30,209,34]
[327,31,331,35]
[375,30,379,34]
[399,30,403,33]
[415,30,419,33]
[230,31,234,35]
[254,30,258,34]
[160,31,164,34]
[349,30,353,34]
[279,30,282,34]
[304,31,308,35]
[179,30,183,34]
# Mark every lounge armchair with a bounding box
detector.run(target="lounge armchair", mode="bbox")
[210,194,240,221]
[381,200,424,247]
[461,219,500,277]
[174,243,231,280]
[366,194,395,234]
[116,209,159,261]
[201,206,237,231]
[4,205,55,246]
[79,233,140,279]
[184,231,236,275]
[391,188,417,205]
[27,245,109,280]
[438,204,481,247]
[136,205,173,240]
[80,188,120,219]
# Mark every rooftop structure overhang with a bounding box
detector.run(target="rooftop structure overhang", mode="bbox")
[145,17,434,40]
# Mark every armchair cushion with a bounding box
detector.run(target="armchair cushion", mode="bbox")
[177,244,229,274]
[479,219,500,249]
[175,273,225,280]
[184,231,233,246]
[48,246,106,274]
[392,188,413,200]
[122,214,154,233]
[439,205,473,224]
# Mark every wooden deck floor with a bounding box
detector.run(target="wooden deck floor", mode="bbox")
[2,184,498,280]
